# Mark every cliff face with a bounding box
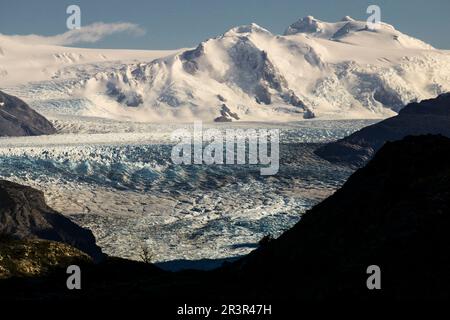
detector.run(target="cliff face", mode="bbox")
[315,93,450,166]
[235,135,450,299]
[0,90,56,137]
[0,180,104,262]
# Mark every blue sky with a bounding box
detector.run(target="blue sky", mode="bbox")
[1,0,449,49]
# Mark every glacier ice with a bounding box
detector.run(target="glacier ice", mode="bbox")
[0,119,376,262]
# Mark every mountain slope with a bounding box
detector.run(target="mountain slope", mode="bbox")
[80,16,450,122]
[315,92,450,166]
[0,90,56,136]
[0,238,91,279]
[232,134,450,299]
[0,180,104,261]
[0,34,179,86]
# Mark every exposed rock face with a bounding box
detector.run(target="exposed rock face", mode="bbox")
[0,180,104,262]
[0,90,56,137]
[214,104,240,122]
[234,135,450,299]
[315,93,450,166]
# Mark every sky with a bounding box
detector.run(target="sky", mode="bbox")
[1,0,449,50]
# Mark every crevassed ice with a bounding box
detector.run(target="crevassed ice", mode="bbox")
[0,120,375,263]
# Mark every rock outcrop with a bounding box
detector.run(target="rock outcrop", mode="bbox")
[0,180,104,262]
[315,93,450,166]
[0,90,56,137]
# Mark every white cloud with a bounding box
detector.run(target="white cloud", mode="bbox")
[3,22,145,46]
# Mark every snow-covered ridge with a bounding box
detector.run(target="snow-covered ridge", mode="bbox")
[0,120,373,261]
[79,16,450,122]
[284,15,433,50]
[0,34,181,86]
[2,16,450,122]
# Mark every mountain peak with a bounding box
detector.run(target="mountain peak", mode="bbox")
[224,23,272,37]
[81,14,443,122]
[0,90,56,137]
[0,179,105,262]
[341,15,355,22]
[284,16,323,35]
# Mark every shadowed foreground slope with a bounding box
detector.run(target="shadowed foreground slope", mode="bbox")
[234,134,450,300]
[0,180,104,262]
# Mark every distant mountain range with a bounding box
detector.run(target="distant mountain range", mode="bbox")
[1,16,450,122]
[82,16,450,121]
[315,92,450,166]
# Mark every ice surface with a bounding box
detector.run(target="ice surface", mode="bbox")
[0,119,377,262]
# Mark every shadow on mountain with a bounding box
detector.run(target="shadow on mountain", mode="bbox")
[315,93,450,166]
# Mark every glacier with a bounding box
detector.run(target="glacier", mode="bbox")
[0,120,377,262]
[1,14,449,265]
[2,16,450,122]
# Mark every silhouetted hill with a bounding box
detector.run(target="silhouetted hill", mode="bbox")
[0,180,104,262]
[235,135,450,299]
[315,93,450,166]
[0,90,55,136]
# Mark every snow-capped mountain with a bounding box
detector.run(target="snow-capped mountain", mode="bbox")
[0,34,179,86]
[79,16,450,122]
[2,16,450,122]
